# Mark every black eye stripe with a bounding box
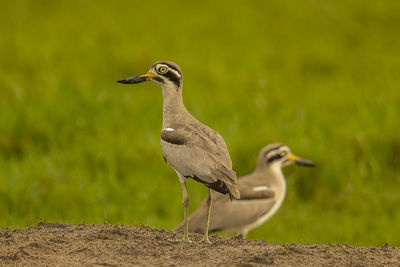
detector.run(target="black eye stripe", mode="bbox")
[163,71,181,88]
[152,76,164,83]
[263,145,284,158]
[267,153,283,163]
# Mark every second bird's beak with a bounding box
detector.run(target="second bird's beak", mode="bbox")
[117,72,157,84]
[288,154,315,167]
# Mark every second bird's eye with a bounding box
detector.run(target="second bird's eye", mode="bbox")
[158,66,168,74]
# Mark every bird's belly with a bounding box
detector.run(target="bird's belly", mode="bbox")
[160,139,212,182]
[240,193,286,235]
[161,140,192,175]
[160,140,186,167]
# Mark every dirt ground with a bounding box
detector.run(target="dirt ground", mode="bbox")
[0,223,399,266]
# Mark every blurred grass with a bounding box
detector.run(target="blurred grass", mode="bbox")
[1,0,399,246]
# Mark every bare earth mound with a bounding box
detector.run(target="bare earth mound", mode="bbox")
[0,223,399,266]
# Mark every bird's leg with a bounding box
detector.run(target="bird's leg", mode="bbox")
[181,180,191,243]
[235,233,245,239]
[202,188,212,243]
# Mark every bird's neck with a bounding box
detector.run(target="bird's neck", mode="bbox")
[257,163,286,196]
[269,163,286,193]
[161,85,190,128]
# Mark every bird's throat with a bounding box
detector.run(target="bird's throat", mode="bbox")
[161,86,188,128]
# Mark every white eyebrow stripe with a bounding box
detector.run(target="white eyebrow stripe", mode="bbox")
[169,68,181,78]
[253,186,269,192]
[163,128,175,131]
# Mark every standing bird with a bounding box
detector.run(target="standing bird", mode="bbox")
[117,61,240,243]
[177,143,314,237]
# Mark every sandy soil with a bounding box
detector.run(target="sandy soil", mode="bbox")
[0,223,399,266]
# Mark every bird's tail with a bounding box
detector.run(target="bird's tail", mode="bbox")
[227,180,240,200]
[221,169,240,200]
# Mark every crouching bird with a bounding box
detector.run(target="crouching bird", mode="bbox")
[176,143,314,237]
[117,61,240,243]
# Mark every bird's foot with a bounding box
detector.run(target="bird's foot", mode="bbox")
[235,234,244,239]
[199,236,212,244]
[182,237,193,243]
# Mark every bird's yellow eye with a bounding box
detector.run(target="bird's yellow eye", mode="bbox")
[280,151,288,157]
[158,66,168,74]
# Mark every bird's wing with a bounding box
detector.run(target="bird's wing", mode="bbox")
[161,121,239,198]
[236,174,275,200]
[238,186,275,200]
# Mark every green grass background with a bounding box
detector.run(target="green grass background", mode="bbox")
[1,0,399,246]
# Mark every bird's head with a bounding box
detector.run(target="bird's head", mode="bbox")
[117,61,183,91]
[258,143,315,169]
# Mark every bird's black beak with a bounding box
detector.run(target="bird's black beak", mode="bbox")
[288,154,315,167]
[117,72,157,84]
[294,157,315,167]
